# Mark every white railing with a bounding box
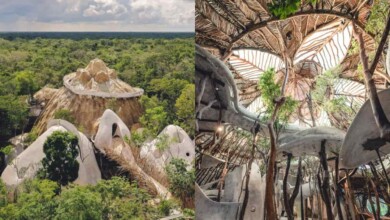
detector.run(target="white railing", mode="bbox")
[63,74,144,98]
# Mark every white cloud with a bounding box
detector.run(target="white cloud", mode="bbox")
[83,5,105,17]
[0,0,194,31]
[59,0,83,13]
[130,0,194,25]
[83,0,128,17]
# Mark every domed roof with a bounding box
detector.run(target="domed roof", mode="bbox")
[63,59,143,98]
[34,58,143,137]
[196,0,389,130]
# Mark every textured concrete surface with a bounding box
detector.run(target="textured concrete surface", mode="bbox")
[2,119,101,186]
[140,125,195,186]
[195,45,265,133]
[197,163,267,220]
[243,163,266,220]
[200,154,225,169]
[341,88,390,168]
[49,119,101,185]
[195,183,241,220]
[93,109,171,198]
[278,127,345,157]
[94,109,131,154]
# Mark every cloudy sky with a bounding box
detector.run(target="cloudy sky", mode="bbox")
[0,0,194,32]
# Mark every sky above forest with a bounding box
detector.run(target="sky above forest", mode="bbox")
[0,0,194,32]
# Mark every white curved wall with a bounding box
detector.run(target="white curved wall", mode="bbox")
[1,120,101,186]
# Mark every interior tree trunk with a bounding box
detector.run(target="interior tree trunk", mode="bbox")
[283,153,293,220]
[265,97,285,220]
[318,140,333,220]
[353,15,390,141]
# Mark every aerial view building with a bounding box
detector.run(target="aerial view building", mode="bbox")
[195,0,390,219]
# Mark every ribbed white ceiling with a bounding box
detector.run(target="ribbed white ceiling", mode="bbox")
[228,49,285,81]
[294,21,352,71]
[334,78,366,108]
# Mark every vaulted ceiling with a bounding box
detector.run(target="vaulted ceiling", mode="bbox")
[196,0,388,130]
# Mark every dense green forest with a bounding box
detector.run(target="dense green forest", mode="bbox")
[0,35,195,219]
[0,176,194,220]
[0,36,194,139]
[0,32,194,40]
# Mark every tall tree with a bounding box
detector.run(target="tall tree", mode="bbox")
[0,95,28,136]
[175,84,195,137]
[42,131,79,186]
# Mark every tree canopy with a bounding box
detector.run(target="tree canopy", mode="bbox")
[0,36,194,141]
[0,177,177,220]
[41,131,79,186]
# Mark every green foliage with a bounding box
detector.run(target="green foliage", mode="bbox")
[259,69,280,103]
[0,179,59,219]
[155,133,179,151]
[0,177,168,220]
[123,135,131,145]
[278,98,297,123]
[347,38,375,69]
[139,83,194,139]
[0,204,17,220]
[268,0,301,19]
[138,95,168,138]
[12,71,38,96]
[87,177,161,219]
[347,38,360,56]
[53,109,76,124]
[0,145,13,156]
[0,180,7,208]
[183,208,196,219]
[140,106,169,137]
[93,176,134,200]
[0,94,29,136]
[149,78,188,106]
[311,68,338,103]
[365,0,390,43]
[156,134,171,151]
[0,37,193,143]
[257,137,271,151]
[77,124,85,133]
[312,67,354,120]
[25,128,39,145]
[323,97,352,114]
[0,36,194,217]
[258,68,298,123]
[54,185,103,220]
[130,130,148,147]
[139,95,160,110]
[42,131,79,186]
[105,98,119,112]
[355,64,365,81]
[175,84,195,137]
[165,158,195,207]
[17,180,58,218]
[158,199,177,216]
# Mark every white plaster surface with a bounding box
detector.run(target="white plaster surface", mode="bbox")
[278,127,345,157]
[94,109,131,154]
[195,183,241,220]
[341,88,390,168]
[2,119,101,186]
[140,125,195,171]
[93,109,171,198]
